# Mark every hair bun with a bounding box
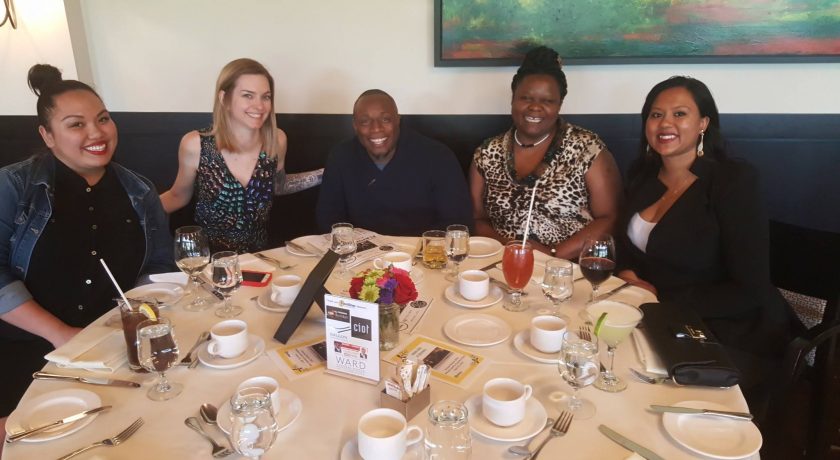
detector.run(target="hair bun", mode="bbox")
[27,64,63,97]
[521,46,561,71]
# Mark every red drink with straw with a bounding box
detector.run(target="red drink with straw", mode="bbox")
[502,240,534,311]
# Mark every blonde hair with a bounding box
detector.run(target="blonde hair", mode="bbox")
[208,58,279,158]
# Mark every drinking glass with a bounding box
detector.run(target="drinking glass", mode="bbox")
[558,330,599,420]
[211,251,243,318]
[444,224,470,281]
[331,222,357,279]
[174,225,211,311]
[579,235,616,302]
[229,386,278,459]
[502,240,534,312]
[426,400,471,460]
[137,317,182,401]
[422,230,447,269]
[586,300,644,392]
[535,258,573,318]
[119,299,159,372]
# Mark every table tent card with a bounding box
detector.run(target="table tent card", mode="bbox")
[324,294,380,384]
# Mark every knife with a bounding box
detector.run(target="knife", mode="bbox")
[478,259,502,272]
[284,240,313,255]
[6,405,111,443]
[32,372,141,388]
[197,276,224,300]
[650,405,754,420]
[598,424,665,460]
[594,281,631,301]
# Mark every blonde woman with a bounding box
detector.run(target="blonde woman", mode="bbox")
[161,58,322,252]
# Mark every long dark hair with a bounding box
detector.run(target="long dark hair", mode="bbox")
[628,76,726,182]
[28,64,102,129]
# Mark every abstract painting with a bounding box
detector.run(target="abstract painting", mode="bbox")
[435,0,840,66]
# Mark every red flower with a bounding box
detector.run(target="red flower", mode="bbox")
[391,268,418,305]
[349,276,364,299]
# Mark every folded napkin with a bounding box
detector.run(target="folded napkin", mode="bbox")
[148,272,188,285]
[631,328,668,376]
[45,325,127,373]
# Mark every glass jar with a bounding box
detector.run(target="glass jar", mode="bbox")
[229,387,278,459]
[379,302,400,351]
[426,400,471,459]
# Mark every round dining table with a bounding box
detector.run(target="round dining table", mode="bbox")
[3,235,760,460]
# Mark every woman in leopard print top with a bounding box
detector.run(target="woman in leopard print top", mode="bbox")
[469,47,621,259]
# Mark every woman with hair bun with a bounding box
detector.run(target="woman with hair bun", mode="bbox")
[160,58,323,253]
[0,65,173,432]
[470,46,621,258]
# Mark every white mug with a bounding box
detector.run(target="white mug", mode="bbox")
[238,376,281,415]
[482,378,533,427]
[270,274,302,306]
[357,408,423,460]
[207,319,249,359]
[458,269,489,301]
[530,315,567,353]
[373,251,413,273]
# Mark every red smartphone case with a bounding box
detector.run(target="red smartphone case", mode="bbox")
[242,270,272,287]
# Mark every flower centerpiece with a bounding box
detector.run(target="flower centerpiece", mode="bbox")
[349,267,418,351]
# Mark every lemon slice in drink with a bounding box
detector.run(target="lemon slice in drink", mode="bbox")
[593,312,608,337]
[138,303,157,321]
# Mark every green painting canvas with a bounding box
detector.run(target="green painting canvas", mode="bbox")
[436,0,840,65]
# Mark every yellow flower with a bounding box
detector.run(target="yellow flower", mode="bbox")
[360,285,380,302]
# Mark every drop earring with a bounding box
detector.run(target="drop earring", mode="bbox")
[697,131,705,157]
[645,144,652,157]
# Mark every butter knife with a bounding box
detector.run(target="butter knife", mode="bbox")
[284,240,313,255]
[650,405,753,420]
[478,259,502,272]
[6,405,111,443]
[598,424,664,460]
[33,372,141,388]
[594,281,631,301]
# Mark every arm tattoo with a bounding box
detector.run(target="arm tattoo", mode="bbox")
[275,168,324,195]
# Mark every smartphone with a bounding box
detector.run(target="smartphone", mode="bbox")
[241,270,272,287]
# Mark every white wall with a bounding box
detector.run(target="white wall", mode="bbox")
[3,1,839,116]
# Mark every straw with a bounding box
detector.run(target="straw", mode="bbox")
[99,258,130,307]
[522,179,540,246]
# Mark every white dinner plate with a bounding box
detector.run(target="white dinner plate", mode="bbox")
[464,394,548,442]
[468,237,503,258]
[5,389,102,443]
[197,335,265,370]
[286,235,326,257]
[217,388,303,435]
[443,313,511,347]
[512,330,562,364]
[662,400,762,459]
[125,282,184,306]
[444,285,504,309]
[256,290,291,313]
[339,439,423,460]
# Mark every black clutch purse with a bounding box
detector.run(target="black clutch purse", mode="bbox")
[639,302,741,387]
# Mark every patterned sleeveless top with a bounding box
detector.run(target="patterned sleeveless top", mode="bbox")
[194,129,277,253]
[473,120,606,247]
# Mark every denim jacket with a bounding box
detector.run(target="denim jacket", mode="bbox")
[0,154,175,314]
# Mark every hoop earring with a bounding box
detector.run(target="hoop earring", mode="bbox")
[697,131,705,157]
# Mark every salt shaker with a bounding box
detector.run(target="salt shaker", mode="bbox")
[426,400,471,459]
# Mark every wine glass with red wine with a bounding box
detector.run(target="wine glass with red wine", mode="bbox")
[578,235,616,303]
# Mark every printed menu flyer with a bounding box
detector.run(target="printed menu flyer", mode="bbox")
[267,336,328,381]
[324,294,380,383]
[388,335,486,388]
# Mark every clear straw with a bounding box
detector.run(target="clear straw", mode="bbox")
[99,258,130,307]
[522,179,540,246]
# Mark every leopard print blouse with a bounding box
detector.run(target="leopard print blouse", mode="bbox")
[473,120,607,247]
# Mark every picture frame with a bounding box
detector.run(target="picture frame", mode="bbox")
[434,0,840,67]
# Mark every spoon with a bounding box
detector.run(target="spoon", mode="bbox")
[201,403,220,427]
[508,418,555,456]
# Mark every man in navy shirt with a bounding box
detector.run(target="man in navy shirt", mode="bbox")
[316,90,472,236]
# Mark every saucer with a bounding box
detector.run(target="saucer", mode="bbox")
[444,313,511,347]
[444,285,503,309]
[663,400,762,459]
[512,330,562,364]
[197,335,265,370]
[6,389,102,443]
[256,290,291,313]
[464,394,549,442]
[217,388,303,435]
[468,237,503,258]
[339,439,423,460]
[125,282,184,306]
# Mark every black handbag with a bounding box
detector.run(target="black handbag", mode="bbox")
[639,302,741,387]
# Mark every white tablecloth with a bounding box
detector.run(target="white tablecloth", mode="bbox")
[3,237,759,459]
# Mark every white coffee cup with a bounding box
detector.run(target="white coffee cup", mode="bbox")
[458,269,489,301]
[270,274,302,306]
[238,376,281,415]
[529,315,567,353]
[207,319,249,359]
[482,378,533,427]
[373,251,413,273]
[357,408,423,460]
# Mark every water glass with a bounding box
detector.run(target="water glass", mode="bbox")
[444,224,470,281]
[211,251,243,318]
[174,225,211,311]
[137,317,182,401]
[229,386,278,459]
[426,400,471,460]
[558,330,599,420]
[535,258,573,318]
[331,222,357,279]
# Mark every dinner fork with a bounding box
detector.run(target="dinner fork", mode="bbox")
[185,417,234,457]
[578,325,592,341]
[630,368,671,385]
[253,252,295,270]
[529,411,573,459]
[57,418,144,460]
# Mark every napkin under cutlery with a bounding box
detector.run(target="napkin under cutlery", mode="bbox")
[631,328,668,376]
[45,325,127,373]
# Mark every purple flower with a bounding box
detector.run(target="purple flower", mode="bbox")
[379,287,395,305]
